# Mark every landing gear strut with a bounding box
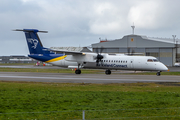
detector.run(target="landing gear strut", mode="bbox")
[156,71,161,76]
[105,69,111,75]
[75,63,81,74]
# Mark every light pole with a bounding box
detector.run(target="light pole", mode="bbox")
[131,24,135,35]
[172,35,177,63]
[172,35,176,44]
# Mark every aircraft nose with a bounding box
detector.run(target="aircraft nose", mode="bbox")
[160,63,168,71]
[163,66,168,71]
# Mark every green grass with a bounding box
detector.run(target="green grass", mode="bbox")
[1,82,180,119]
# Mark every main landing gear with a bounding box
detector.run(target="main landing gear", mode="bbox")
[75,63,82,74]
[105,69,111,75]
[156,71,161,76]
[75,69,81,74]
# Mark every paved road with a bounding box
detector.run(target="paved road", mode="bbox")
[0,72,179,83]
[0,65,180,71]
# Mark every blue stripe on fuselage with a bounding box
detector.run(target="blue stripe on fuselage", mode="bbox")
[28,54,65,62]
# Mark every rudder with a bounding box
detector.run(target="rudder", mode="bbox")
[14,29,48,54]
[24,29,43,54]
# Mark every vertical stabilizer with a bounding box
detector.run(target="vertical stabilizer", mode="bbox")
[14,29,48,54]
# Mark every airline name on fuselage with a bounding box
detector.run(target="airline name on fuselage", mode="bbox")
[97,64,127,68]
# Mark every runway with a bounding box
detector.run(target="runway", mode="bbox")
[0,72,179,83]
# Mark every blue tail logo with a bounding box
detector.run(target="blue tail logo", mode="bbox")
[27,38,39,49]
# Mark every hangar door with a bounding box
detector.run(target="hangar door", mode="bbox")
[146,48,172,66]
[159,48,172,66]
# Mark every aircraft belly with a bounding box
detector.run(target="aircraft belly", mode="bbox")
[65,61,78,67]
[49,59,77,67]
[48,60,65,67]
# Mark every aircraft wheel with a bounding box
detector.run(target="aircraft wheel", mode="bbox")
[105,69,111,75]
[75,69,81,74]
[156,71,161,76]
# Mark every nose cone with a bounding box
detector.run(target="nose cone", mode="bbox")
[158,62,168,71]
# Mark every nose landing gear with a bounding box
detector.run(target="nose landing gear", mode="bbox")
[156,71,161,76]
[105,69,111,75]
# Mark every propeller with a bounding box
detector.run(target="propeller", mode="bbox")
[95,47,104,66]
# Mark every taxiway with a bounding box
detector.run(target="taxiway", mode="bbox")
[0,72,179,83]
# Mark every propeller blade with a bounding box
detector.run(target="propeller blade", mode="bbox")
[97,54,103,60]
[94,47,104,66]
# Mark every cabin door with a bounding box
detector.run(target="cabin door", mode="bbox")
[130,59,134,68]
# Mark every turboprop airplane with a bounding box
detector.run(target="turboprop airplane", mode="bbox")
[14,29,168,76]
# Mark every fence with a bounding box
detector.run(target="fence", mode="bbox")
[1,107,180,119]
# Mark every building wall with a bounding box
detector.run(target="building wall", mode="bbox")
[0,56,37,63]
[94,47,173,65]
[92,34,180,66]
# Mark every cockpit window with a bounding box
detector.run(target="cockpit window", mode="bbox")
[153,59,159,62]
[147,59,159,62]
[147,59,153,62]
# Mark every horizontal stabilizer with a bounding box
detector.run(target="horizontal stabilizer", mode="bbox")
[13,29,48,33]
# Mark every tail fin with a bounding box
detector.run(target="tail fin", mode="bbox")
[14,29,48,54]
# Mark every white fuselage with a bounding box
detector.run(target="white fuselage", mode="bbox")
[48,53,168,72]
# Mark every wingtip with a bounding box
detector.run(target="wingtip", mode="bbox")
[12,29,23,31]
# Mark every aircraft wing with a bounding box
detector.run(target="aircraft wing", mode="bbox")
[50,49,97,63]
[50,49,85,55]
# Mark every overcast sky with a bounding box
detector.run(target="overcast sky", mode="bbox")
[0,0,180,56]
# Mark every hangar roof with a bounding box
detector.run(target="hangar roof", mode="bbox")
[92,34,180,48]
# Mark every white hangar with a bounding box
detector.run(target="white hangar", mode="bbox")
[92,34,180,66]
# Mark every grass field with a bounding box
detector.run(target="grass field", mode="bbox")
[1,81,180,119]
[0,66,180,119]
